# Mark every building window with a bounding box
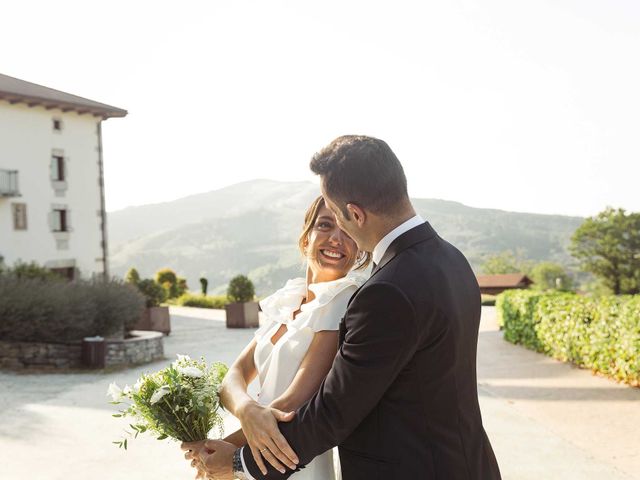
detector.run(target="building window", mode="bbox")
[50,267,75,280]
[12,203,27,230]
[53,118,63,132]
[52,209,68,232]
[52,155,65,181]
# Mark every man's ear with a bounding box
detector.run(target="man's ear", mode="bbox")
[346,203,366,227]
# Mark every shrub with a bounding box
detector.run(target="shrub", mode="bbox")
[6,260,63,281]
[227,275,255,303]
[176,277,188,297]
[0,276,145,343]
[156,268,180,299]
[497,290,640,386]
[177,293,229,309]
[137,279,167,307]
[90,278,146,333]
[199,277,208,296]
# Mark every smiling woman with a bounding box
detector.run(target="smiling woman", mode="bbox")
[182,195,372,480]
[298,195,371,277]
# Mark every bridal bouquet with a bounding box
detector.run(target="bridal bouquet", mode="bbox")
[108,354,228,449]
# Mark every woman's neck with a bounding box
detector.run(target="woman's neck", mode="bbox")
[305,266,342,304]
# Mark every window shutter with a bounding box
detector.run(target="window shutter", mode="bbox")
[63,157,69,182]
[66,209,72,232]
[50,157,57,180]
[48,211,56,231]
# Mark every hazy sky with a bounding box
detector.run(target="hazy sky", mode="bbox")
[2,0,639,216]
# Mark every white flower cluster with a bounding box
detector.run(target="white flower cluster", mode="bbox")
[107,354,228,449]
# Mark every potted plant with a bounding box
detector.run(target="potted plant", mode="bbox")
[225,275,259,328]
[128,274,171,335]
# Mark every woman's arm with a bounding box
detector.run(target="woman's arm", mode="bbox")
[219,339,259,417]
[239,330,339,474]
[269,330,339,411]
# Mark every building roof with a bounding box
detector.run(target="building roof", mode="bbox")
[476,273,533,288]
[0,73,127,119]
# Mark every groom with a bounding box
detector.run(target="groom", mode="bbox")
[199,135,501,479]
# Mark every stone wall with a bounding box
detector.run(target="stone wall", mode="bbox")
[0,330,164,370]
[0,340,83,369]
[105,330,164,367]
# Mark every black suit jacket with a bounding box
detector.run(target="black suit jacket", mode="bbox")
[243,222,501,479]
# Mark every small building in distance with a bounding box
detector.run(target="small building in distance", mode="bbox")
[476,273,533,295]
[0,73,126,280]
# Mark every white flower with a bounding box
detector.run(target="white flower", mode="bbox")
[132,379,143,394]
[107,382,123,401]
[122,385,132,396]
[149,385,171,405]
[177,365,204,378]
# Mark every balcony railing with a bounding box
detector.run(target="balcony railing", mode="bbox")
[0,169,20,197]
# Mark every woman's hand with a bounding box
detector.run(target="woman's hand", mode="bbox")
[237,401,299,475]
[181,440,210,479]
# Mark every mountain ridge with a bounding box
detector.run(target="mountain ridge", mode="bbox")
[107,179,583,296]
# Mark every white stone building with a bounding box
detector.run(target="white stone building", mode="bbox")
[0,73,126,280]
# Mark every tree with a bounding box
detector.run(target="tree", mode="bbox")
[155,268,179,299]
[155,268,177,286]
[570,207,640,295]
[481,251,533,275]
[529,262,572,291]
[125,267,141,285]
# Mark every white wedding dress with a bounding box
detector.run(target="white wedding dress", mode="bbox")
[252,273,365,480]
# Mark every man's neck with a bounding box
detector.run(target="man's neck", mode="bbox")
[371,209,417,249]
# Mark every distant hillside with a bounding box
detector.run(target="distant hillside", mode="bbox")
[108,180,583,296]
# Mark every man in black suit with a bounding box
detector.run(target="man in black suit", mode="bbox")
[200,135,501,479]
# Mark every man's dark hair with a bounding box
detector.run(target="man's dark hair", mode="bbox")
[310,135,409,217]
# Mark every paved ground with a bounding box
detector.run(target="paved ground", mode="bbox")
[0,306,638,480]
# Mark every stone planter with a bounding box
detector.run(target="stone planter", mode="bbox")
[133,306,171,335]
[225,302,259,328]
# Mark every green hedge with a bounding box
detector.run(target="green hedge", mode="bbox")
[497,290,640,386]
[0,276,145,343]
[176,293,229,309]
[481,294,497,306]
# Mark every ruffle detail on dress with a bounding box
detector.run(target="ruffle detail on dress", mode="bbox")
[288,272,367,332]
[258,277,307,326]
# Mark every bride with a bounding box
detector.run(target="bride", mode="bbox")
[182,196,370,479]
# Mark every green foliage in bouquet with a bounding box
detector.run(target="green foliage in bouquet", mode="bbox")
[108,355,228,448]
